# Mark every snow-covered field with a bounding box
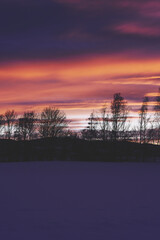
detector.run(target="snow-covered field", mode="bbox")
[0,161,160,240]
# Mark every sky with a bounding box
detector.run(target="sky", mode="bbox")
[0,0,160,129]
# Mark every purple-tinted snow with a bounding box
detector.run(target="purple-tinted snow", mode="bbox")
[0,161,160,240]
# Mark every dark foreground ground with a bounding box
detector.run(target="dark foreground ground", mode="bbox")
[0,161,160,240]
[0,138,159,162]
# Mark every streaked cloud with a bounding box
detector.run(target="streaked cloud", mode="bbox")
[0,0,159,126]
[0,55,159,117]
[115,23,160,36]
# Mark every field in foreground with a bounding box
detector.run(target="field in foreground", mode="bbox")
[0,162,160,240]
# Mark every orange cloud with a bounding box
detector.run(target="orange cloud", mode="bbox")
[0,53,159,120]
[145,92,160,97]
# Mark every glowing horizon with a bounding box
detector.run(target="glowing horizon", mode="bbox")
[0,0,160,129]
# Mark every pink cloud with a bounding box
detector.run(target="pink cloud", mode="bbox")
[115,23,160,36]
[118,1,160,18]
[140,1,160,18]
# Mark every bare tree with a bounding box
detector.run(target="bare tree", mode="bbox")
[130,126,139,143]
[82,111,98,140]
[4,110,16,139]
[16,118,27,140]
[16,111,36,140]
[39,107,67,138]
[139,97,149,144]
[0,114,4,138]
[111,93,128,141]
[99,105,110,141]
[154,88,160,144]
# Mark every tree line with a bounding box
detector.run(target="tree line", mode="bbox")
[82,88,160,144]
[0,88,159,144]
[0,107,67,140]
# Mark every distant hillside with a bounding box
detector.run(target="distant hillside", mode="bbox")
[0,138,159,162]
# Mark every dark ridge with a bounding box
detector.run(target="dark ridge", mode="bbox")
[0,138,159,163]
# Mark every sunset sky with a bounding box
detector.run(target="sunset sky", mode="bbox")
[1,0,160,129]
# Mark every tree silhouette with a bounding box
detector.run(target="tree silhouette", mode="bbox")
[154,88,160,144]
[139,97,149,144]
[99,105,110,141]
[16,111,36,140]
[39,107,67,138]
[0,114,4,137]
[4,110,16,139]
[82,111,98,140]
[111,93,128,141]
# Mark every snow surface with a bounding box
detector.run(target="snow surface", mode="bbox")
[0,161,160,240]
